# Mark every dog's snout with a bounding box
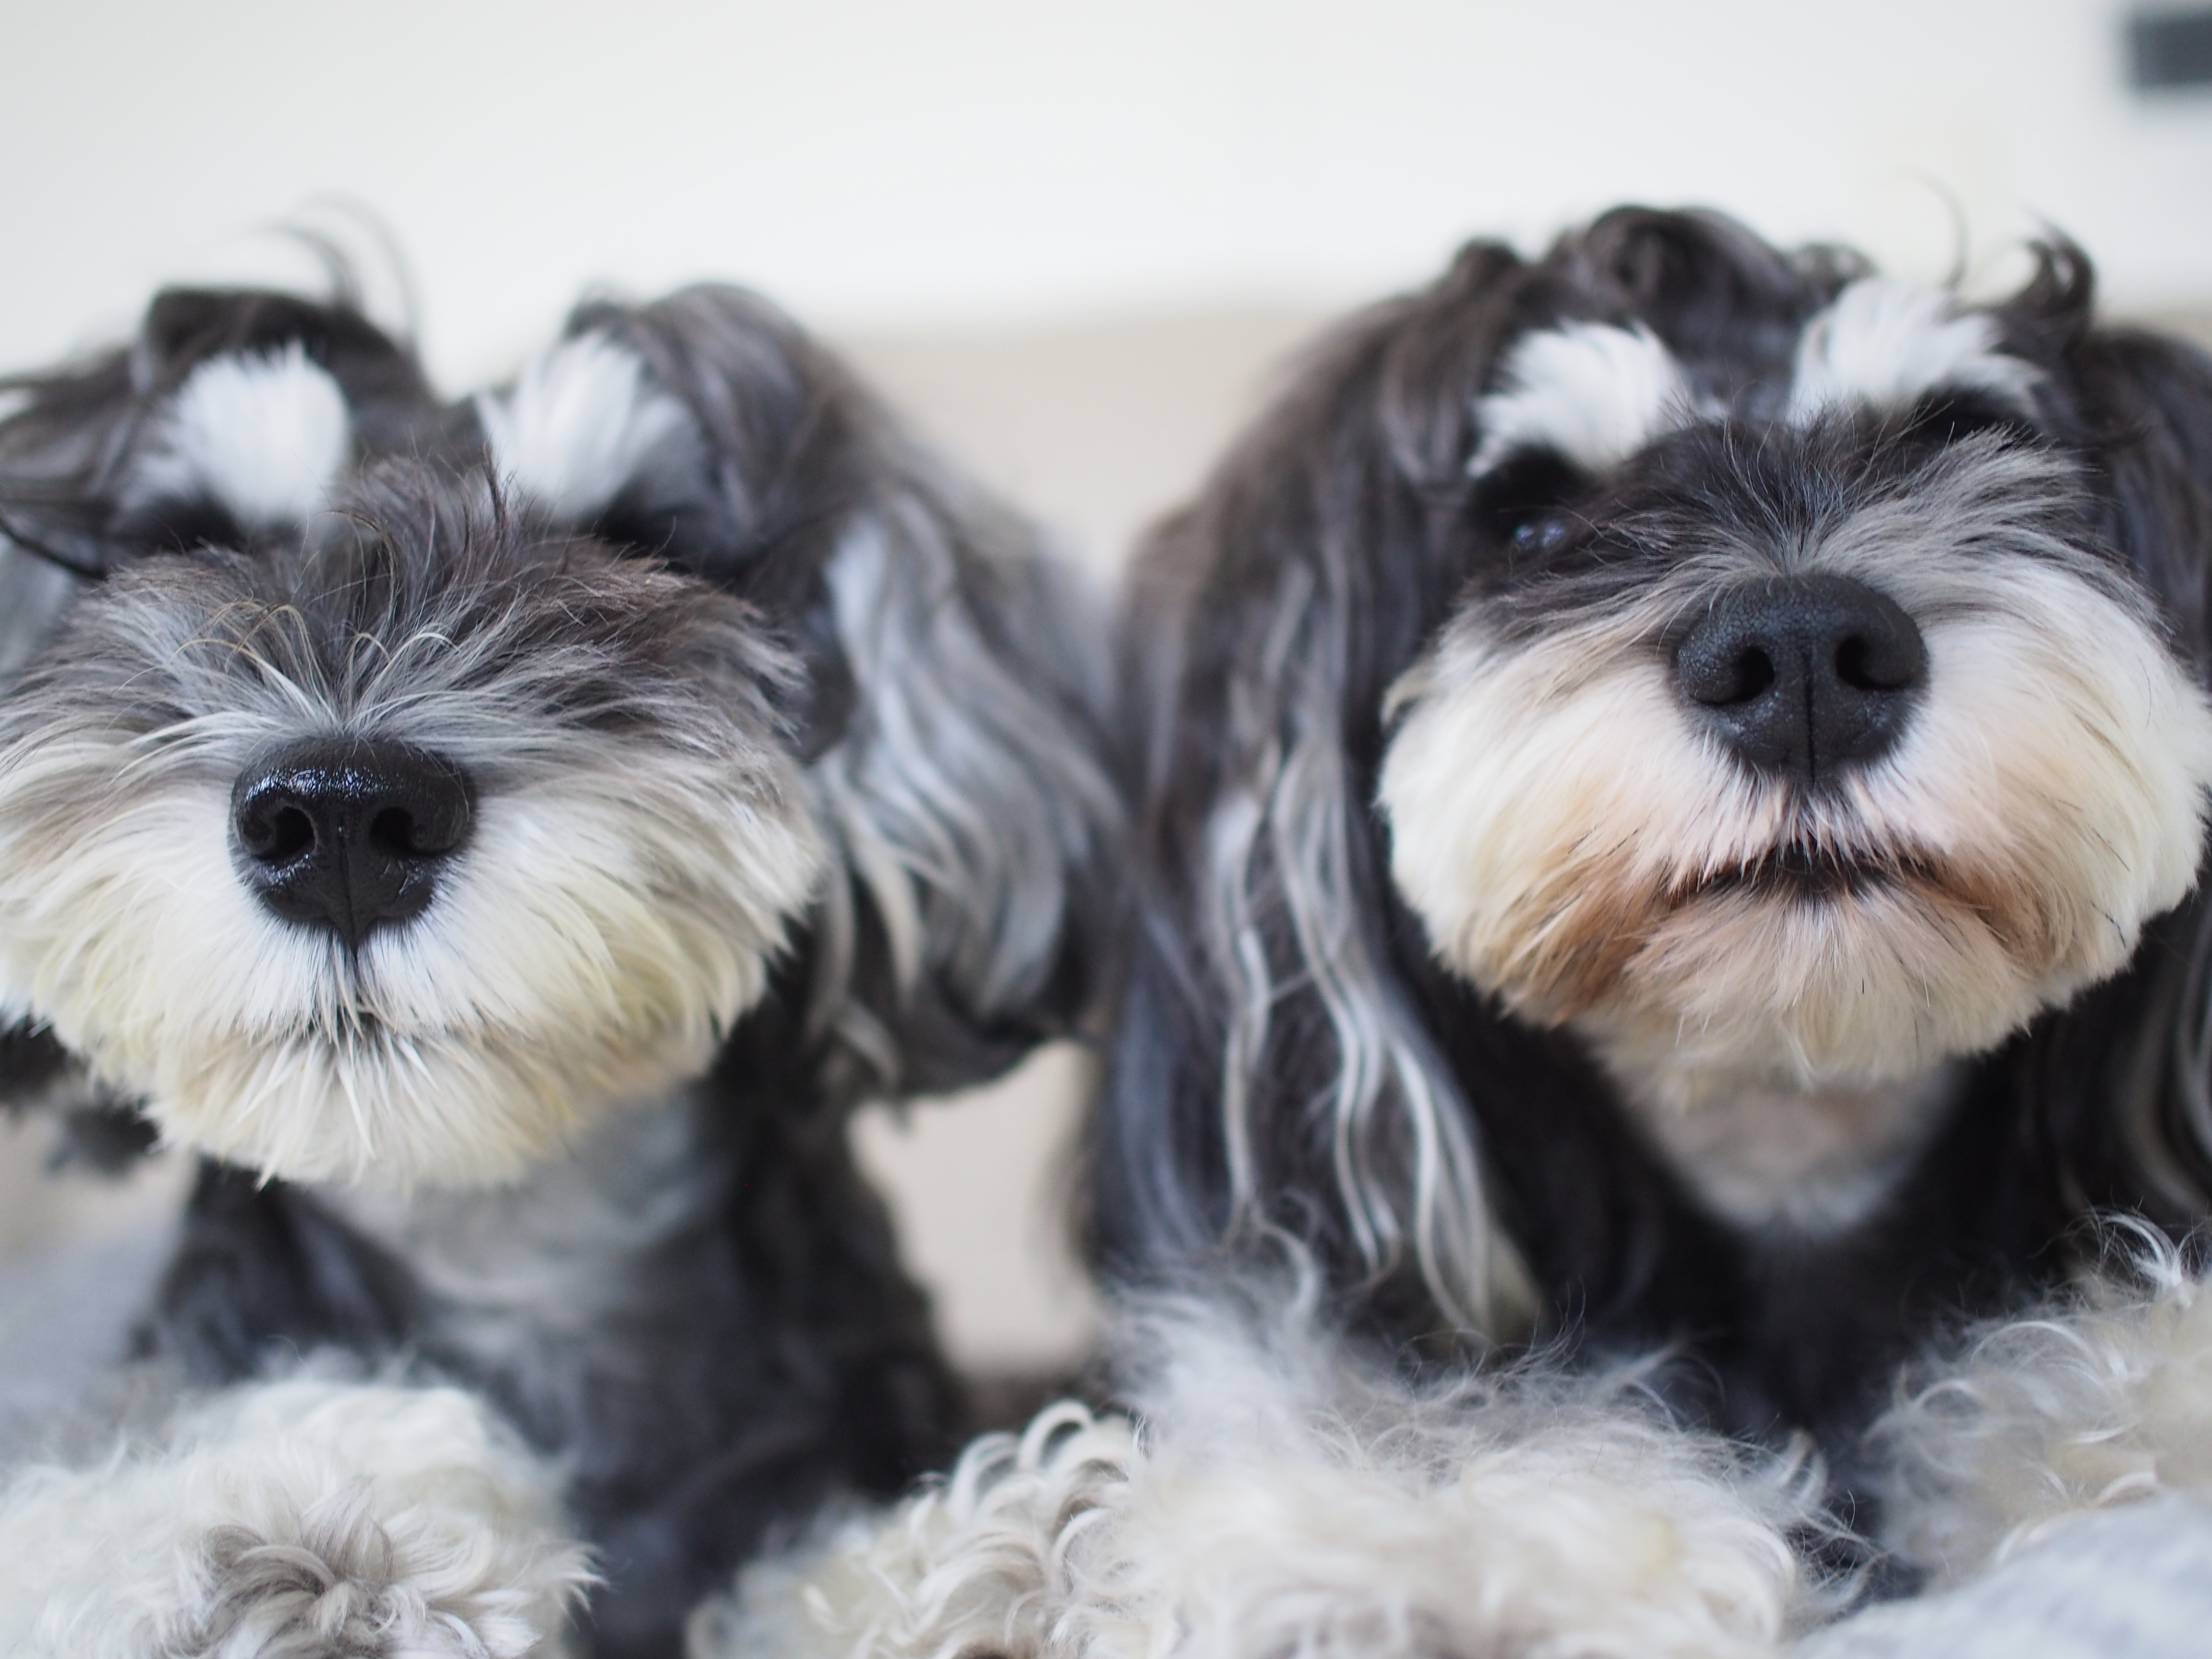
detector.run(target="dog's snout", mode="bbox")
[231,738,473,949]
[1673,575,1925,786]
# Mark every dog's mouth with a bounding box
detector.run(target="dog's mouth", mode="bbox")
[1673,842,1937,905]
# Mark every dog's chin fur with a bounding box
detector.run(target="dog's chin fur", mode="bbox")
[0,776,819,1187]
[1380,450,2212,1097]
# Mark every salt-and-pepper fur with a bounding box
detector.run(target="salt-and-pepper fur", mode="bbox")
[0,282,1117,1655]
[1091,205,2212,1462]
[952,208,2212,1654]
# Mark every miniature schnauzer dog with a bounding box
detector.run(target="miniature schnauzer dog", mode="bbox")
[1081,208,2212,1574]
[0,280,1116,1657]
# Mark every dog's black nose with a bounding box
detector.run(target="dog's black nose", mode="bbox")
[231,738,473,948]
[1673,575,1925,786]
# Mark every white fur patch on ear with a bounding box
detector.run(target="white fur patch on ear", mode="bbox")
[478,333,694,521]
[1469,322,1691,478]
[131,344,351,528]
[1788,276,2043,424]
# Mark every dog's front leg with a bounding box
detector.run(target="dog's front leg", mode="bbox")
[0,1371,593,1659]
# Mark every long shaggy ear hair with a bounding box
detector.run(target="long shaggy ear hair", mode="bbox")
[1090,208,2212,1346]
[1090,236,1558,1339]
[476,285,1120,1101]
[1986,253,2212,1232]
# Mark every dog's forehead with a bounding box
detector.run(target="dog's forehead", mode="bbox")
[1469,276,2043,481]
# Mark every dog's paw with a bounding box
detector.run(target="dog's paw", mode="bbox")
[0,1372,592,1658]
[702,1297,1824,1659]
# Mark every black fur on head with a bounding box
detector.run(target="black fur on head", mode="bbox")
[1090,206,2212,1464]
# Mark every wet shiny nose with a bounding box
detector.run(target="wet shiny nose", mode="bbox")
[231,738,473,948]
[1673,575,1926,787]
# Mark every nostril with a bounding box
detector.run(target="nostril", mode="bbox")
[1673,574,1925,786]
[369,805,416,857]
[1834,627,1923,693]
[368,802,466,860]
[1724,647,1775,704]
[239,801,315,864]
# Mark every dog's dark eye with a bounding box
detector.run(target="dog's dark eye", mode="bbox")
[592,498,759,588]
[112,495,248,559]
[1471,447,1589,555]
[593,503,689,565]
[1897,390,2039,450]
[1512,515,1571,554]
[154,502,246,555]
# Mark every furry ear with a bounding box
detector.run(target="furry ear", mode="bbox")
[477,286,1121,1100]
[2001,257,2212,1226]
[1090,244,1541,1339]
[0,287,438,675]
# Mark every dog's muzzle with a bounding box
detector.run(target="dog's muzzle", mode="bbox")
[230,738,474,950]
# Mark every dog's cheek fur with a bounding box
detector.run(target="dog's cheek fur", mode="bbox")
[0,1373,591,1659]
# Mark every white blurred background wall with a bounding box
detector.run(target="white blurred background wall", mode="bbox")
[6,0,2212,383]
[3,0,2210,1378]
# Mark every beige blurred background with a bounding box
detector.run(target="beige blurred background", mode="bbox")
[3,0,2212,1383]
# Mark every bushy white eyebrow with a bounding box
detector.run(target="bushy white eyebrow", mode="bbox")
[1787,276,2042,425]
[129,344,352,527]
[1469,322,1693,479]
